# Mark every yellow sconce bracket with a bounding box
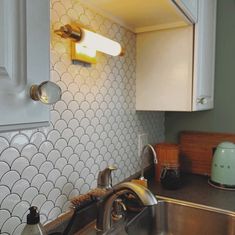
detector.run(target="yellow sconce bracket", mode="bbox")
[55,24,124,64]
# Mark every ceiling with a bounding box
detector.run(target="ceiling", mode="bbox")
[80,0,188,33]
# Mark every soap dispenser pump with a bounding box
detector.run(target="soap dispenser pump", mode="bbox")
[21,206,46,235]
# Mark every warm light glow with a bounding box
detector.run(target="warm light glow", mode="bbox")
[71,42,97,64]
[79,28,122,56]
[55,24,124,63]
[75,44,96,58]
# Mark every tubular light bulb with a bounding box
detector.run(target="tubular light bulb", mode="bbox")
[79,28,122,56]
[75,44,96,58]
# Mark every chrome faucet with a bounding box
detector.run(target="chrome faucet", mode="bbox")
[96,182,158,233]
[140,144,158,181]
[97,166,117,189]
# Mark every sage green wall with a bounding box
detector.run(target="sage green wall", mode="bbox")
[165,0,235,143]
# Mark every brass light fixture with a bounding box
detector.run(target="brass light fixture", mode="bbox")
[55,24,124,64]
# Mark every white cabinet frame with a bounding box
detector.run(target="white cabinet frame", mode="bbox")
[0,0,50,132]
[172,0,198,23]
[136,0,217,112]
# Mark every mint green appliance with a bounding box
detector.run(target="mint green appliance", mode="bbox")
[209,142,235,190]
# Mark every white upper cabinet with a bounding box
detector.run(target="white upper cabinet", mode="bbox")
[172,0,198,23]
[0,0,50,131]
[136,0,217,111]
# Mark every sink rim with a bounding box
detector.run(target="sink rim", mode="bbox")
[156,195,235,217]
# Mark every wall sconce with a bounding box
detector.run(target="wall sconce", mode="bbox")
[30,81,62,105]
[55,24,124,64]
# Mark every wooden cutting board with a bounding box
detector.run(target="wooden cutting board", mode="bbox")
[180,131,235,175]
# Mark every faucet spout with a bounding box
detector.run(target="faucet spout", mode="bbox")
[140,144,158,180]
[96,182,157,232]
[114,182,157,206]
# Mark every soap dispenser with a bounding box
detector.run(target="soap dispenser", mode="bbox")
[21,206,46,235]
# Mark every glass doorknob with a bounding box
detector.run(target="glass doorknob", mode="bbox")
[30,81,62,104]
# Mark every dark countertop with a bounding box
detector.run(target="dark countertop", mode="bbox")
[148,173,235,212]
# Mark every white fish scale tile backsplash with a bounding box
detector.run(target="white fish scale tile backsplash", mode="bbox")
[0,0,164,234]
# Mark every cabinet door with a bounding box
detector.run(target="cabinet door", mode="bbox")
[0,0,50,132]
[172,0,198,23]
[193,0,217,111]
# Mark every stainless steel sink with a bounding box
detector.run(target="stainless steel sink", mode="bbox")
[127,196,235,235]
[76,196,235,235]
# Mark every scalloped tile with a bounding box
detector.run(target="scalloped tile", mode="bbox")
[1,171,21,189]
[0,0,164,233]
[1,194,20,211]
[11,179,30,197]
[12,201,30,220]
[1,216,21,234]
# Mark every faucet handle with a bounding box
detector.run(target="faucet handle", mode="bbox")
[112,198,126,221]
[97,166,117,189]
